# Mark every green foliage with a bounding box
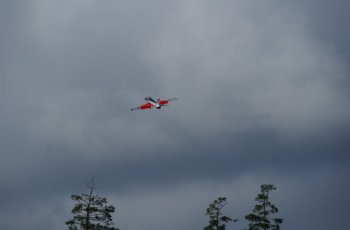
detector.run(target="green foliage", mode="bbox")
[245,184,283,230]
[66,178,119,230]
[204,197,238,230]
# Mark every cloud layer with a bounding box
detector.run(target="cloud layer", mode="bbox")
[0,1,349,230]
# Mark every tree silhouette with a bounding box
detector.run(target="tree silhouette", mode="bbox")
[245,184,283,230]
[204,197,238,230]
[66,178,119,230]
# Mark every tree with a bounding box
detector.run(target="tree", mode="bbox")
[66,178,119,230]
[245,184,283,230]
[204,197,237,230]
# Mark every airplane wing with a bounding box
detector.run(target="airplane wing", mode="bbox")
[165,98,178,102]
[131,103,153,111]
[158,98,178,105]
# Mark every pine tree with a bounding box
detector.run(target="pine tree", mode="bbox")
[66,178,119,230]
[245,184,283,230]
[204,197,237,230]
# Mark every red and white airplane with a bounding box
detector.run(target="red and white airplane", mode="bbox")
[131,97,178,111]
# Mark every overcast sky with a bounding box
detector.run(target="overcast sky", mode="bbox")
[1,1,350,229]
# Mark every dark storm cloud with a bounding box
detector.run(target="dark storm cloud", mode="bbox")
[1,1,349,230]
[283,0,350,60]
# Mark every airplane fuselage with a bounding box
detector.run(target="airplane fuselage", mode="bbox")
[131,97,176,111]
[145,97,161,109]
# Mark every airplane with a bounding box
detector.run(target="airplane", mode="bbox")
[131,97,178,111]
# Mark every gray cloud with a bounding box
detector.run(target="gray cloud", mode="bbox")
[0,0,349,229]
